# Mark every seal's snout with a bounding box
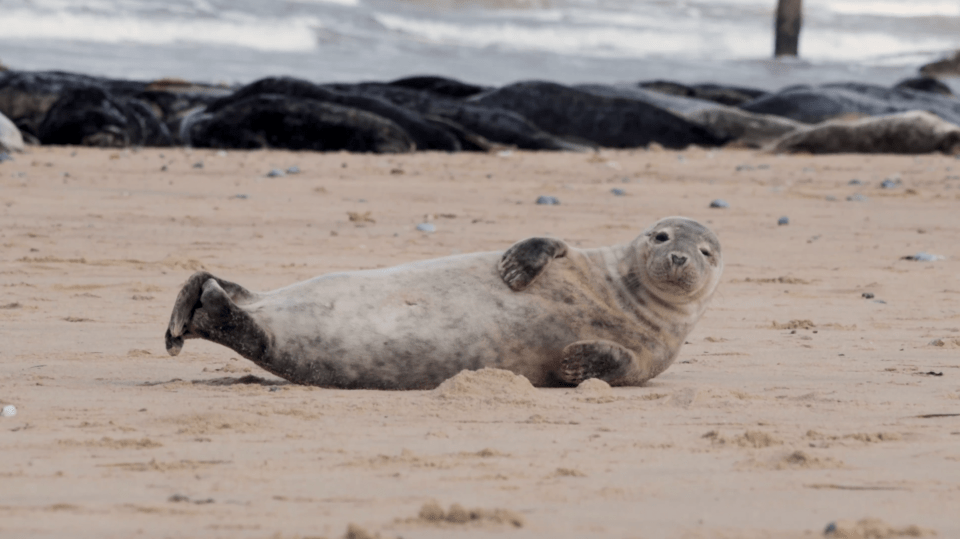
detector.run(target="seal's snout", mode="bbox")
[670,254,688,267]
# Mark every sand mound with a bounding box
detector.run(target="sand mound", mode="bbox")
[434,368,538,403]
[415,502,524,528]
[576,378,612,396]
[824,517,935,538]
[704,430,782,448]
[770,319,816,330]
[776,450,843,470]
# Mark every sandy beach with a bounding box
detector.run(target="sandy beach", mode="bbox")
[1,146,958,538]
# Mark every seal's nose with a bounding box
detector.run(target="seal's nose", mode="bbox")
[671,254,687,266]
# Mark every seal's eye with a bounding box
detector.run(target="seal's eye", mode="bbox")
[700,248,711,257]
[655,232,669,243]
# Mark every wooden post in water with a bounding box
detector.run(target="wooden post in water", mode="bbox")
[774,0,802,57]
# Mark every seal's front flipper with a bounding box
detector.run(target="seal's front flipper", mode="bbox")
[559,340,636,385]
[498,237,568,291]
[165,271,266,359]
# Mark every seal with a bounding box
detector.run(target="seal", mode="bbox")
[164,217,723,389]
[771,110,960,155]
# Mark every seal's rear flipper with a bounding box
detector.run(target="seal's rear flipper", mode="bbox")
[498,237,568,291]
[165,272,267,360]
[559,340,636,385]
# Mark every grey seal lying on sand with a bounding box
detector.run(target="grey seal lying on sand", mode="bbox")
[165,217,722,389]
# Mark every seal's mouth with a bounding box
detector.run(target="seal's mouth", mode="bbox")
[646,252,705,298]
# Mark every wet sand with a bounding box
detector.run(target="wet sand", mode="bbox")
[1,146,958,538]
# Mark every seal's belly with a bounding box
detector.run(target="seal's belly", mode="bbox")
[239,252,632,387]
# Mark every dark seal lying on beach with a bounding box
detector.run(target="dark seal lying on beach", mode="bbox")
[165,217,723,389]
[185,77,461,152]
[469,81,729,149]
[739,82,960,125]
[4,69,960,155]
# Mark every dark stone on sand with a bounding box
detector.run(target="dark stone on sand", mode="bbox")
[611,188,626,196]
[186,94,415,153]
[862,292,874,299]
[638,80,767,106]
[536,196,560,205]
[201,77,461,152]
[37,86,172,147]
[471,81,728,149]
[326,82,584,151]
[778,216,789,225]
[387,76,489,99]
[880,178,900,189]
[740,82,960,125]
[709,199,729,208]
[894,76,953,97]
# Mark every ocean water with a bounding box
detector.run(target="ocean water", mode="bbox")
[0,0,958,89]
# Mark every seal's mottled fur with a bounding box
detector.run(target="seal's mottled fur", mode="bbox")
[165,217,722,389]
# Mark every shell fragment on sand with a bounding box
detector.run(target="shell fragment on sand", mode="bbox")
[1,405,16,417]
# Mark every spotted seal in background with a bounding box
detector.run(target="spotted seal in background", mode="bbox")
[164,217,723,389]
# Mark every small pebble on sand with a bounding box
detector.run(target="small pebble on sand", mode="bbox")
[286,166,300,174]
[778,216,789,226]
[709,199,729,208]
[880,179,900,189]
[192,161,203,169]
[846,194,867,202]
[611,188,626,196]
[267,169,285,177]
[1,405,16,417]
[536,196,560,205]
[416,223,436,233]
[862,292,874,299]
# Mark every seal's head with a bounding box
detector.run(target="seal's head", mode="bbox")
[634,217,722,303]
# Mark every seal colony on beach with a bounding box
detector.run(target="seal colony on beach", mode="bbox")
[165,217,723,389]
